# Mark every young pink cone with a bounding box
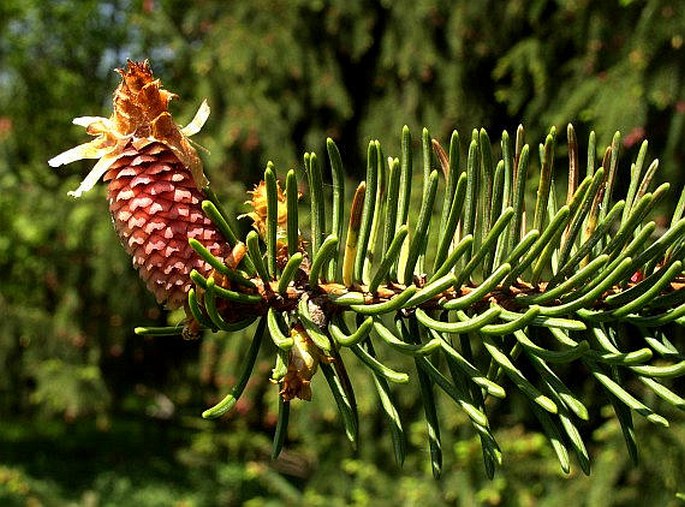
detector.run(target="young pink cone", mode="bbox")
[49,60,231,309]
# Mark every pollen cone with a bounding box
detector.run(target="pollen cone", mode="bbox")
[50,60,230,309]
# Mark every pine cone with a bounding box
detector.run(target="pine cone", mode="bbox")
[103,142,228,308]
[49,60,229,309]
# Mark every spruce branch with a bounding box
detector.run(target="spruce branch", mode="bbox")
[50,61,685,478]
[170,124,685,477]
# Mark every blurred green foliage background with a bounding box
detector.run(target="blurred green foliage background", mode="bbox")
[1,0,685,505]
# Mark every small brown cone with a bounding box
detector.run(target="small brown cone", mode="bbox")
[279,324,325,401]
